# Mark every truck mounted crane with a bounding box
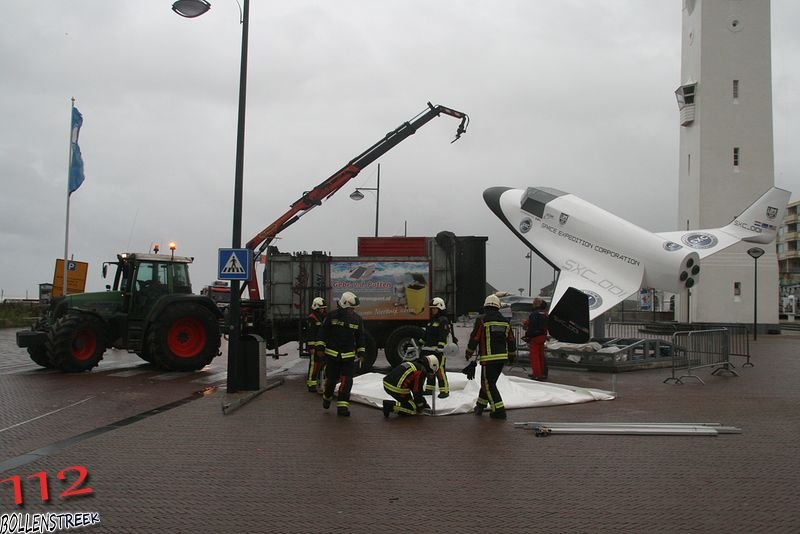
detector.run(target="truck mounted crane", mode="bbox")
[244,102,469,300]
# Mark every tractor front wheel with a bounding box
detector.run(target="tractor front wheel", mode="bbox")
[47,314,106,372]
[147,303,220,371]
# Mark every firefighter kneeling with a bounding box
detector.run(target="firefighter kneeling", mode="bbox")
[382,355,439,417]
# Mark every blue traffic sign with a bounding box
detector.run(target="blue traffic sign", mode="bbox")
[218,248,252,281]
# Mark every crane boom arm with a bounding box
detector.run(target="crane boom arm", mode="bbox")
[245,102,469,299]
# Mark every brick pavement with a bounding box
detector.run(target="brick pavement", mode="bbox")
[1,335,799,533]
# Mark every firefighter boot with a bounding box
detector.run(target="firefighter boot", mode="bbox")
[337,406,351,417]
[382,400,394,418]
[489,409,507,420]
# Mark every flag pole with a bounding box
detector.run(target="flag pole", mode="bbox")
[63,98,76,296]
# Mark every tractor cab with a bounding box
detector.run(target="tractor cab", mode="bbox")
[104,252,195,315]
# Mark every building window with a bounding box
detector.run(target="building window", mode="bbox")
[734,282,741,297]
[675,83,697,126]
[688,153,691,175]
[675,83,696,107]
[733,79,739,99]
[733,147,740,167]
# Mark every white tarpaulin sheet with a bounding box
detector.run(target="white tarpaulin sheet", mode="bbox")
[349,365,615,416]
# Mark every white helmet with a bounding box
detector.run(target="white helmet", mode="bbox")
[424,354,440,373]
[312,297,326,310]
[429,297,446,310]
[483,294,501,308]
[338,291,360,309]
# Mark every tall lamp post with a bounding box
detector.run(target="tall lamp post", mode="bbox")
[525,251,532,296]
[173,0,249,392]
[349,163,380,237]
[747,247,765,341]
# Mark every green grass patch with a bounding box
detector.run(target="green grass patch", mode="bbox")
[0,302,39,328]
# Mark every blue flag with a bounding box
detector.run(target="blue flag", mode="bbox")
[68,107,85,194]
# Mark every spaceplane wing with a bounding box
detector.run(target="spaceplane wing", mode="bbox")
[484,186,790,324]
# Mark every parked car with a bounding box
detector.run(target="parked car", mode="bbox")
[499,295,533,321]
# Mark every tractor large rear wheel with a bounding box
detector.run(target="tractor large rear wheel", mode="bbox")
[47,314,106,372]
[147,303,220,371]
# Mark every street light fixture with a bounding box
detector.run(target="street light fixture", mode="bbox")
[172,0,211,17]
[350,163,381,237]
[173,0,250,392]
[747,246,765,341]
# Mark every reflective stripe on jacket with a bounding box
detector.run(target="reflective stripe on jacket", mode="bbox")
[383,361,425,396]
[306,310,325,347]
[422,315,450,353]
[321,308,366,359]
[466,309,516,363]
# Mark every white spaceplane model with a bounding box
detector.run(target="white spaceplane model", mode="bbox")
[484,186,791,338]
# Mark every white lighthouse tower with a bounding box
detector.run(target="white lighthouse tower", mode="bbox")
[675,0,778,327]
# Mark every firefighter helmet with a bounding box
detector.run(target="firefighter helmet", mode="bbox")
[483,294,501,308]
[424,354,440,373]
[338,291,360,308]
[429,297,446,310]
[312,297,326,310]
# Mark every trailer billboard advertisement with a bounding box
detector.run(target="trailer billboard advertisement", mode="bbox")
[330,260,430,321]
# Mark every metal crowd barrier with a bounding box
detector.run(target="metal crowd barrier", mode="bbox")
[663,328,738,385]
[605,322,751,367]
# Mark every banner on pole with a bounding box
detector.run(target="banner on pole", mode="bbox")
[68,106,86,194]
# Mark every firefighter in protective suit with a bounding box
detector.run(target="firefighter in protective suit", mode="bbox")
[465,294,517,420]
[422,297,452,398]
[305,297,327,393]
[382,355,439,417]
[321,291,366,417]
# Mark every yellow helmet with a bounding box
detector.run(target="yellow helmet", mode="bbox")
[424,355,440,373]
[429,297,446,310]
[483,294,501,308]
[338,291,360,309]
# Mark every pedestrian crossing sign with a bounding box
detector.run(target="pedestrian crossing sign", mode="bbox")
[218,248,252,281]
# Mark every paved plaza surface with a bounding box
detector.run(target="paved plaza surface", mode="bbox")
[1,326,799,533]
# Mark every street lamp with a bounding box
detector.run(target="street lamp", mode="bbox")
[172,0,211,17]
[173,0,249,392]
[525,251,532,296]
[747,246,765,341]
[350,163,381,237]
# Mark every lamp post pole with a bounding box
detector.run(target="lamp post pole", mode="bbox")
[173,0,249,392]
[227,0,249,392]
[526,251,532,296]
[748,247,765,341]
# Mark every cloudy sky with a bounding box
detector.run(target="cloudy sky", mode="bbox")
[1,1,799,300]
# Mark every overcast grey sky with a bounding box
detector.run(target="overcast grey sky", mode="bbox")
[1,1,798,299]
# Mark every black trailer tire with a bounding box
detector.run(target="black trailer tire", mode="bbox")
[355,330,377,376]
[27,346,53,368]
[47,314,106,372]
[384,325,425,367]
[147,303,220,372]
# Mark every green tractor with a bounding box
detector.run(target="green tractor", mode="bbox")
[16,252,223,372]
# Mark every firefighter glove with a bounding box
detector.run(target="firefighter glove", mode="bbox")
[462,360,477,380]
